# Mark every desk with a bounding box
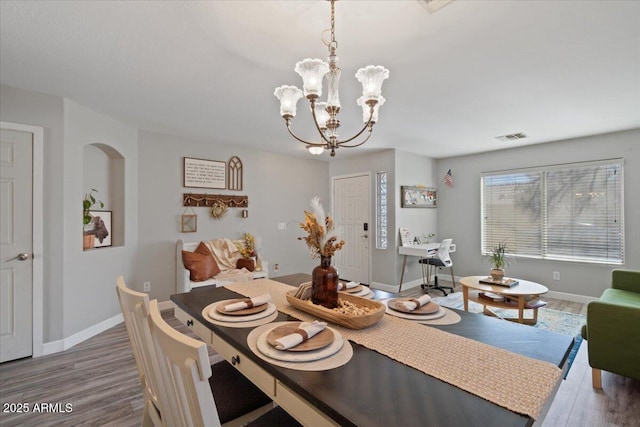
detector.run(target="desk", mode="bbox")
[398,242,456,291]
[171,277,573,427]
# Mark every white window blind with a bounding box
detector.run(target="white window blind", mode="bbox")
[481,159,624,264]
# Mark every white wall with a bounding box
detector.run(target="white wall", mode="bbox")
[436,129,640,298]
[63,99,139,337]
[136,130,330,301]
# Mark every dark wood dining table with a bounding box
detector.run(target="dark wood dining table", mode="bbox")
[170,273,574,427]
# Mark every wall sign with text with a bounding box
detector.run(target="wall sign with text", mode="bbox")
[183,157,226,189]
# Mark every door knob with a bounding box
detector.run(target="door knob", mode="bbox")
[7,253,31,262]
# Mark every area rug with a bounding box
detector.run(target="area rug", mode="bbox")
[432,292,586,336]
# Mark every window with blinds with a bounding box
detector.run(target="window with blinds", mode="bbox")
[481,159,624,264]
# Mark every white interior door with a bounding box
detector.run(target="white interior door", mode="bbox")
[1,128,33,362]
[333,174,370,284]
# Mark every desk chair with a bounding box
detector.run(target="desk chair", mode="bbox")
[147,299,302,427]
[419,239,455,296]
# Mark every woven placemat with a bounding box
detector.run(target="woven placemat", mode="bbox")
[226,279,561,419]
[247,322,353,371]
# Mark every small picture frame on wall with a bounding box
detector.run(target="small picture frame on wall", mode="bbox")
[181,214,197,233]
[89,210,112,248]
[401,186,437,208]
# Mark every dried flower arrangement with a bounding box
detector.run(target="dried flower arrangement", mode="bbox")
[299,197,345,258]
[239,232,256,259]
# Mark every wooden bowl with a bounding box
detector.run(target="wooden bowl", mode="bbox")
[286,289,385,329]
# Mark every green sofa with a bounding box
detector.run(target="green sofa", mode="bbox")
[581,269,640,388]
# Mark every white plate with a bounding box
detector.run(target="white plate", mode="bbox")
[360,289,375,299]
[351,286,372,297]
[203,300,277,323]
[256,324,344,362]
[382,299,446,321]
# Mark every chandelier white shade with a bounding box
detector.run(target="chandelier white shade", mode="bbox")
[274,0,389,157]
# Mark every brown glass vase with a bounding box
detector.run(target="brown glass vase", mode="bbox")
[311,255,339,309]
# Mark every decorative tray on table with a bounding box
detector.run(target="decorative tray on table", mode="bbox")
[285,289,384,329]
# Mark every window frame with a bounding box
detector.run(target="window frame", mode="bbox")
[375,171,388,250]
[480,159,624,265]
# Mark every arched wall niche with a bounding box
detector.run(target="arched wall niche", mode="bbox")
[82,143,125,247]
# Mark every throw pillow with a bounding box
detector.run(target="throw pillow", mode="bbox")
[182,242,221,281]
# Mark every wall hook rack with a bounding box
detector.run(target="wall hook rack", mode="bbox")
[182,193,248,208]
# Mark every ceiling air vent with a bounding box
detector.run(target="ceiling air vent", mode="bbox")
[421,0,455,14]
[495,132,528,142]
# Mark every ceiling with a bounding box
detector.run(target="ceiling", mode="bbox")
[1,0,639,160]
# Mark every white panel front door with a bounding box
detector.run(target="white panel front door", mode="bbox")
[0,128,33,362]
[333,174,370,284]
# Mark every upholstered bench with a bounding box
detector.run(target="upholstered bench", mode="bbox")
[176,238,268,293]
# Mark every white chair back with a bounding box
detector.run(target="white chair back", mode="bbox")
[437,239,453,266]
[116,277,165,426]
[147,299,221,427]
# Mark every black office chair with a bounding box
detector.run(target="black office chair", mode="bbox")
[419,239,455,296]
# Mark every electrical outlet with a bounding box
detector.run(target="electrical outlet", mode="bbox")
[278,222,287,231]
[274,263,280,272]
[143,281,151,292]
[552,272,560,281]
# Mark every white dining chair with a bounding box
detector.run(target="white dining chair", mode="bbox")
[117,277,285,427]
[146,299,302,427]
[116,276,167,427]
[419,238,456,295]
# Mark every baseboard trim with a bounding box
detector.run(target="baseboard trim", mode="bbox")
[39,301,176,357]
[40,313,124,356]
[372,275,459,294]
[546,290,598,304]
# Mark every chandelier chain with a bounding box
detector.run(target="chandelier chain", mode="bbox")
[329,0,337,53]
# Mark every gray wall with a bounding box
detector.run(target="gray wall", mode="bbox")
[329,149,438,289]
[329,150,396,286]
[394,150,438,287]
[1,84,65,341]
[62,99,139,337]
[136,130,330,301]
[0,86,140,341]
[436,129,640,298]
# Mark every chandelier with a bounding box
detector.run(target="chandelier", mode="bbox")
[274,0,389,157]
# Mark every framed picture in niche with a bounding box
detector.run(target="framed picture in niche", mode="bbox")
[401,186,437,208]
[89,210,112,248]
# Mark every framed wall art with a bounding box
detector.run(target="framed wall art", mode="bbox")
[181,207,197,233]
[401,186,437,208]
[89,210,112,248]
[183,157,226,189]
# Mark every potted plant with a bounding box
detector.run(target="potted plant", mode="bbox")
[489,241,509,282]
[83,189,104,250]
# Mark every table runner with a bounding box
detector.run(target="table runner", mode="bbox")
[226,279,561,420]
